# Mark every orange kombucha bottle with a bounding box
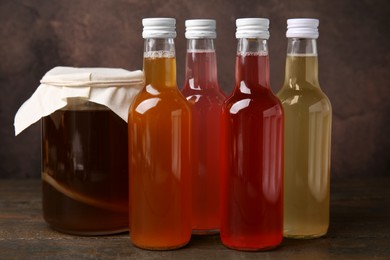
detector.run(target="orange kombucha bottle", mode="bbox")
[128,18,192,250]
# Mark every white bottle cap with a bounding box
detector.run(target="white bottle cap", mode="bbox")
[142,18,176,39]
[286,18,319,39]
[236,18,270,39]
[185,19,216,39]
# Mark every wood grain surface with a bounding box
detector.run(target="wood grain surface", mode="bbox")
[1,177,389,259]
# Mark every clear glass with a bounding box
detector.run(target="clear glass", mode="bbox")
[220,38,284,251]
[277,38,332,238]
[42,99,129,235]
[181,38,226,234]
[128,38,192,250]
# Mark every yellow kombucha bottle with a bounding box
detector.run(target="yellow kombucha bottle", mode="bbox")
[277,19,332,238]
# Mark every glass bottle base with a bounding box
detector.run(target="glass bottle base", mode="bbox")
[222,240,281,252]
[131,239,190,251]
[48,225,128,236]
[222,243,280,252]
[284,231,327,239]
[192,229,219,235]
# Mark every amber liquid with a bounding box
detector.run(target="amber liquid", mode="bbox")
[42,101,129,235]
[277,55,332,238]
[128,55,191,250]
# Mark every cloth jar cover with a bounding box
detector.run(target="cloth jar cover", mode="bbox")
[14,66,144,135]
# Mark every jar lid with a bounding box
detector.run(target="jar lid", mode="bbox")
[185,19,216,39]
[142,18,176,39]
[286,18,319,39]
[40,67,143,87]
[236,18,270,39]
[14,67,144,135]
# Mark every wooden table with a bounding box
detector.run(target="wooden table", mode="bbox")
[1,177,389,259]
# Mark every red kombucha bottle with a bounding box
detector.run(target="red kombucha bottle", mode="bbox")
[220,18,284,251]
[181,19,226,234]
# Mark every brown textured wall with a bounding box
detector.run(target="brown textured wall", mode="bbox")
[1,0,389,178]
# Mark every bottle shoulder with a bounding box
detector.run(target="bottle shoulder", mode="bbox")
[278,81,328,96]
[277,86,331,111]
[129,85,190,116]
[225,87,281,105]
[223,89,283,116]
[182,87,226,106]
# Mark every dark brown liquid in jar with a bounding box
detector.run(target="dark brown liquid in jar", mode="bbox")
[41,99,129,235]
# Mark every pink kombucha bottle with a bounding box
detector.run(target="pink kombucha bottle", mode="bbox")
[181,19,226,234]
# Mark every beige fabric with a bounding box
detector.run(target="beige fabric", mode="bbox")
[14,66,144,135]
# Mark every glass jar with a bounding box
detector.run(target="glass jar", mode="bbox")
[41,98,129,235]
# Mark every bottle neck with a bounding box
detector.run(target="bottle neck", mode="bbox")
[184,38,218,90]
[235,38,270,92]
[143,38,177,89]
[284,38,319,88]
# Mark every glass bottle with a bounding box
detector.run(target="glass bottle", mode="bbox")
[128,18,192,250]
[220,18,284,251]
[277,18,332,238]
[181,19,226,235]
